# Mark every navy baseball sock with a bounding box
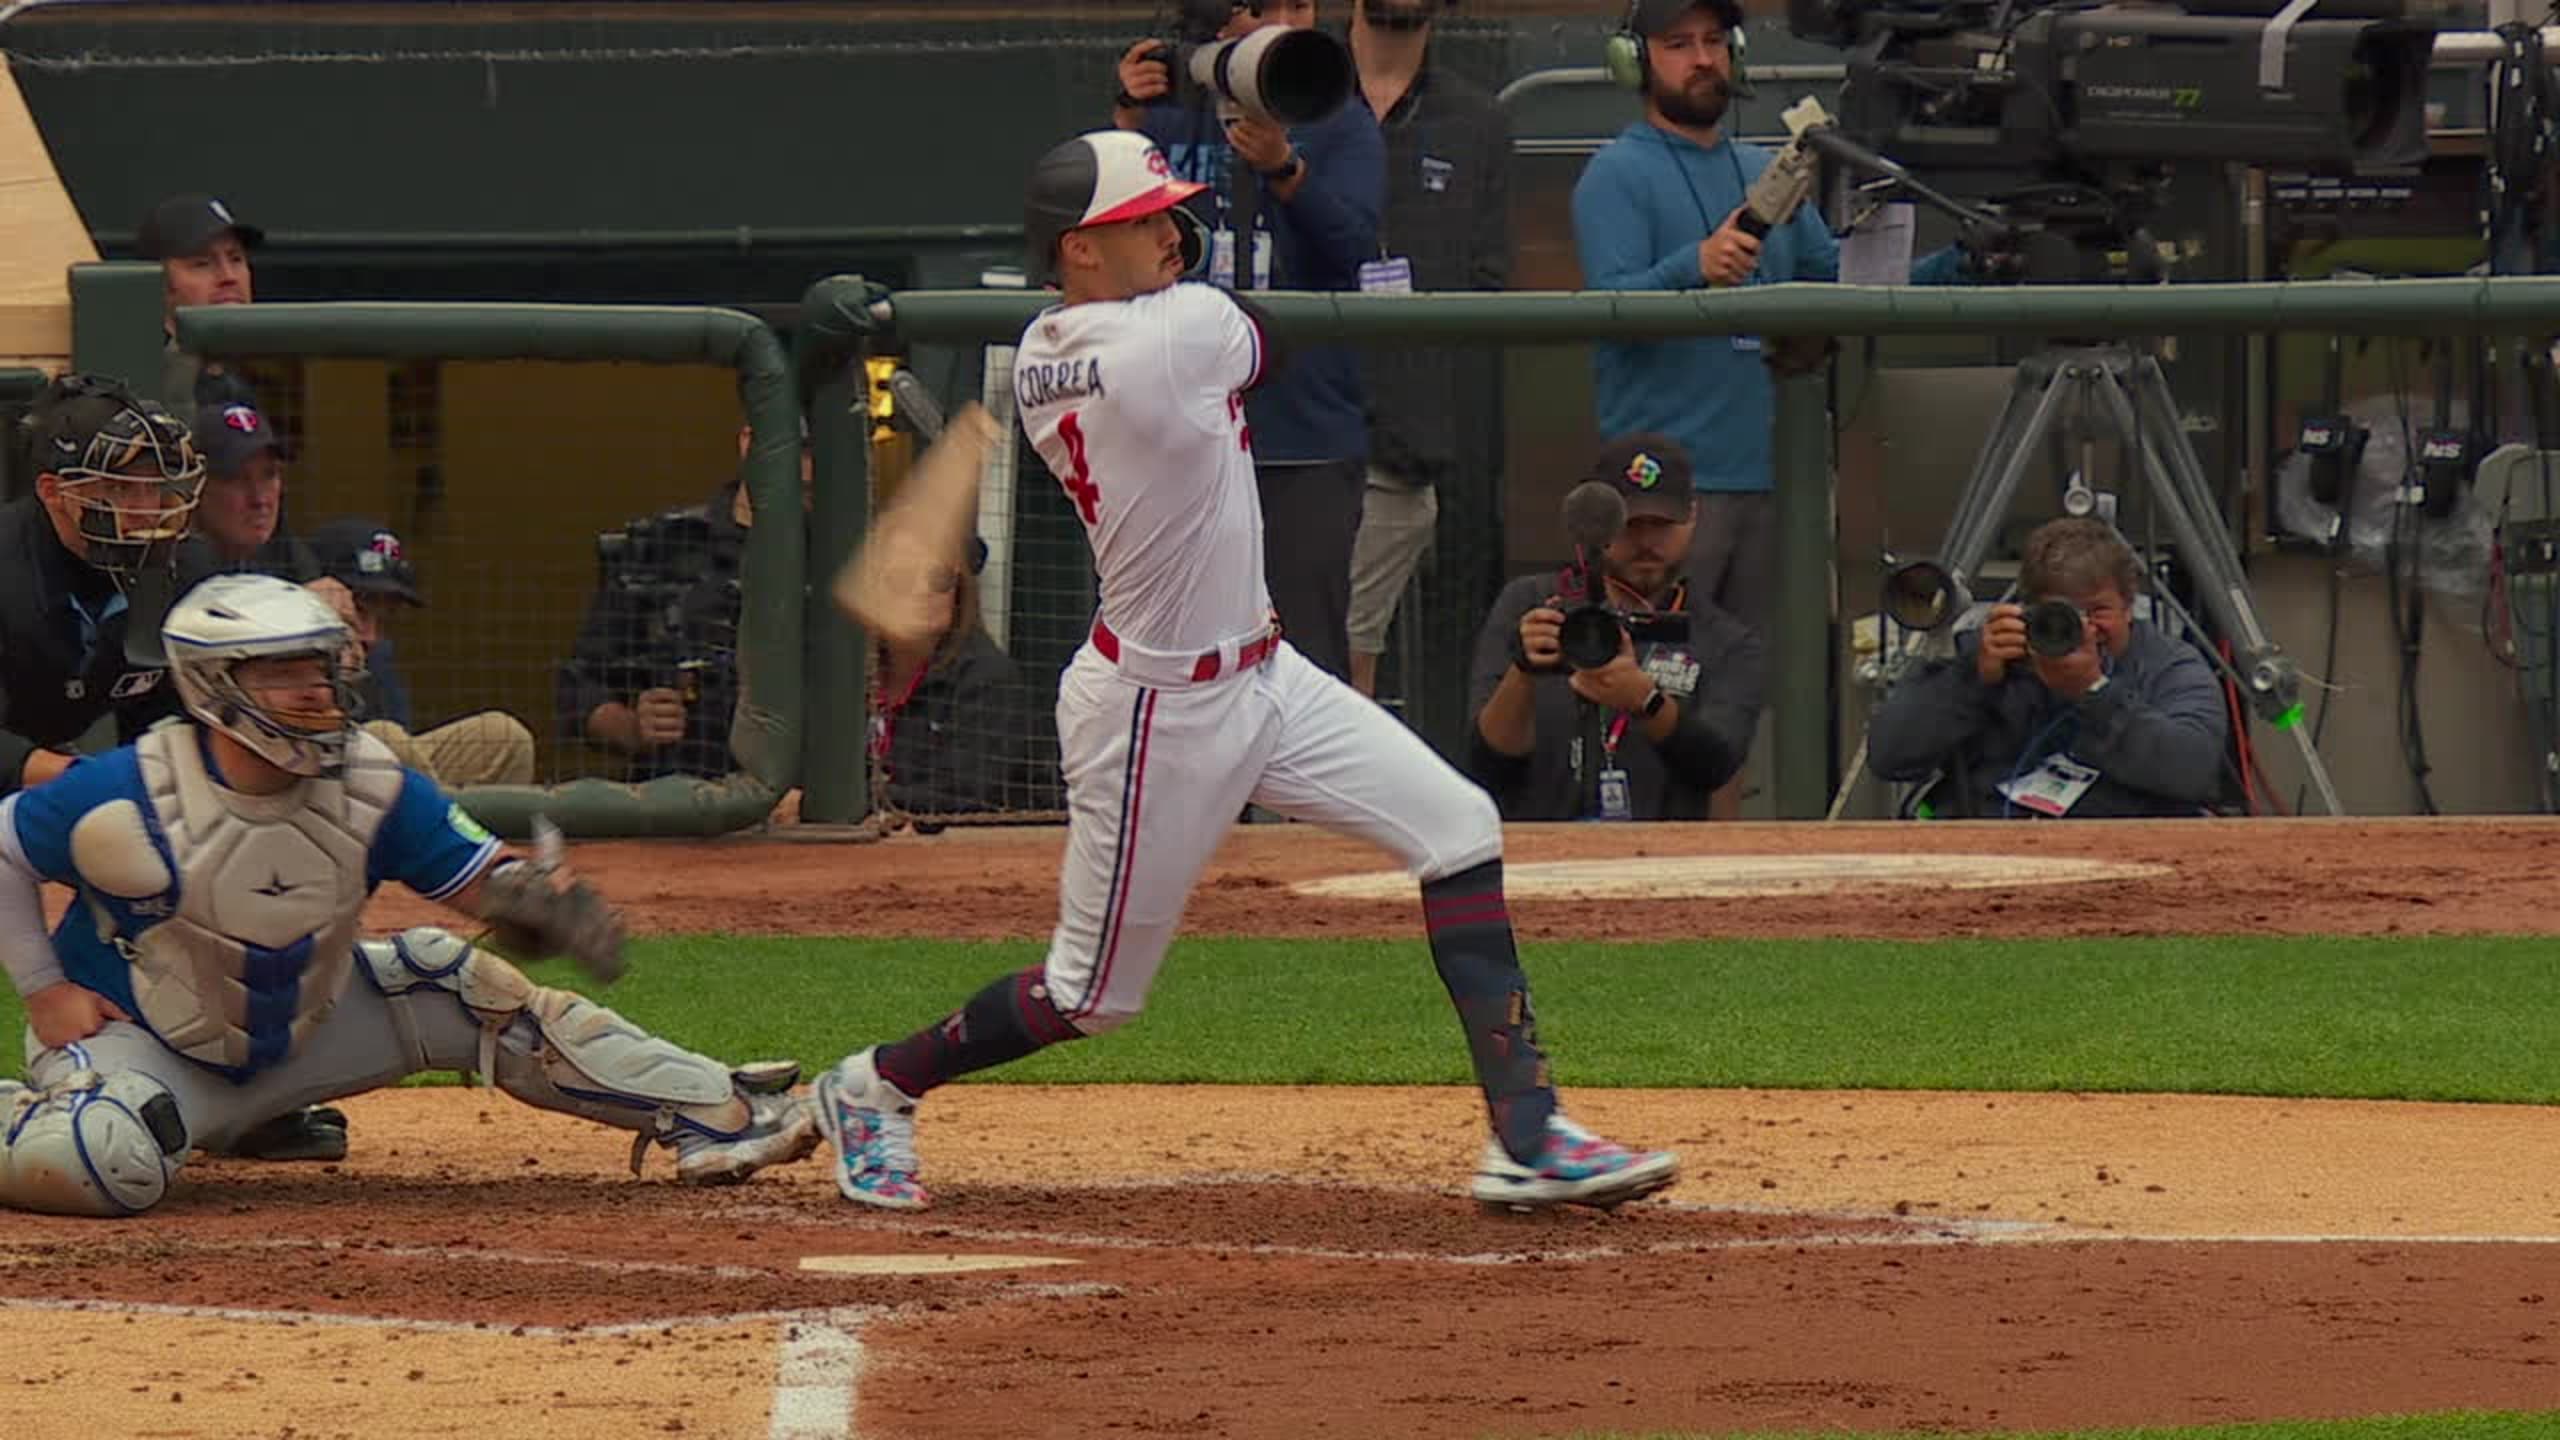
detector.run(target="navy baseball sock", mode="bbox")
[873,966,1082,1098]
[1422,859,1556,1166]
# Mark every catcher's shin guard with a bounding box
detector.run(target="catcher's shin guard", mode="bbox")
[358,927,814,1180]
[1421,860,1556,1166]
[0,1071,189,1217]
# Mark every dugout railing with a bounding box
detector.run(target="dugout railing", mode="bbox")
[840,274,2560,823]
[175,300,805,840]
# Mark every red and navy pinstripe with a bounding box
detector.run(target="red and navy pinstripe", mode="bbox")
[1070,687,1158,1021]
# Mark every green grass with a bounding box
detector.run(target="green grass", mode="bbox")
[11,934,2560,1102]
[1577,1414,2560,1440]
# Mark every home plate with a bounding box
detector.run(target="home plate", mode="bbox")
[799,1254,1082,1276]
[1292,853,2171,901]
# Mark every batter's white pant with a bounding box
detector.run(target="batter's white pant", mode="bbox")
[23,968,486,1156]
[1043,638,1502,1033]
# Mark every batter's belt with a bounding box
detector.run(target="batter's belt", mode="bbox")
[1089,616,1280,687]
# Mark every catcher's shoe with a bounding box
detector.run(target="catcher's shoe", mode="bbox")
[663,1088,821,1186]
[222,1105,350,1163]
[1471,1114,1679,1213]
[814,1048,929,1211]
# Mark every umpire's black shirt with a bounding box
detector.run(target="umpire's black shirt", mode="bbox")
[0,497,187,798]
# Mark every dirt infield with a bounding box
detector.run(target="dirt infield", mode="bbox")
[7,818,2560,1440]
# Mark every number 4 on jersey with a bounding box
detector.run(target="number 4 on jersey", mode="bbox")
[1058,410,1101,524]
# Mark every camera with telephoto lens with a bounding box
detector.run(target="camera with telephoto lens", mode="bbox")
[594,506,738,699]
[1551,552,1691,673]
[1136,0,1354,127]
[2022,598,2088,659]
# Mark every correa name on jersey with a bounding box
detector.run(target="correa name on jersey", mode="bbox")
[1014,357,1105,412]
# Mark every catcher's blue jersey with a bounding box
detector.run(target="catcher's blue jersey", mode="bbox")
[1,735,495,1031]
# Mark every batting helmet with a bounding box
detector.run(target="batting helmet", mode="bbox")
[1025,130,1209,284]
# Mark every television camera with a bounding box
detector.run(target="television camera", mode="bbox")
[1784,0,2439,269]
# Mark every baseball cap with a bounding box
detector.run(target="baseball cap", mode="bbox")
[193,399,288,477]
[1631,0,1743,36]
[137,193,266,260]
[308,517,424,606]
[1588,433,1697,519]
[1026,131,1209,279]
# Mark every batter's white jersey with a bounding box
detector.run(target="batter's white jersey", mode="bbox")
[1008,277,1504,1038]
[1013,281,1269,655]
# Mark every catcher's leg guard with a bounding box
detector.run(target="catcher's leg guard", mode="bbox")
[0,1071,189,1217]
[357,927,817,1182]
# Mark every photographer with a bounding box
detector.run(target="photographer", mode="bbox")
[557,426,800,781]
[1466,435,1765,821]
[1112,0,1385,682]
[1864,518,2227,818]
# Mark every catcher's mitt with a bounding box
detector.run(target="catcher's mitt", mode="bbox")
[476,857,628,982]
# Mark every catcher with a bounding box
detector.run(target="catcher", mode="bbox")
[0,573,816,1216]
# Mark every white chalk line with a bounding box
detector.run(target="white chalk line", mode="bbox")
[769,1307,874,1440]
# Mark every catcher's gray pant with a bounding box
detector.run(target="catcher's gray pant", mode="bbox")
[22,964,482,1157]
[6,931,753,1216]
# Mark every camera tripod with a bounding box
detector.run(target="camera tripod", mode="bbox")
[1861,343,2346,817]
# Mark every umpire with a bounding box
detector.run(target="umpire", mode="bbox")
[1,375,348,1162]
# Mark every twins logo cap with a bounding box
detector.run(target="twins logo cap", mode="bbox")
[1025,130,1210,281]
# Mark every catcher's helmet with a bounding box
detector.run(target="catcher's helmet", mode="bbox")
[164,572,359,778]
[1025,130,1208,283]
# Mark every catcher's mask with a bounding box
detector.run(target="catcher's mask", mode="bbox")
[30,374,205,585]
[163,573,362,778]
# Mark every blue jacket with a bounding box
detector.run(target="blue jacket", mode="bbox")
[1572,122,1964,493]
[1864,619,2229,818]
[1142,96,1383,463]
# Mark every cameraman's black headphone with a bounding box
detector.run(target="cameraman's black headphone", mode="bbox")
[1605,0,1748,93]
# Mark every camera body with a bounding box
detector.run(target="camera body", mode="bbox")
[593,506,739,699]
[1560,603,1693,672]
[1551,560,1693,672]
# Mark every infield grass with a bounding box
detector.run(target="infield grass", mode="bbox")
[1600,1412,2560,1439]
[7,934,2556,1102]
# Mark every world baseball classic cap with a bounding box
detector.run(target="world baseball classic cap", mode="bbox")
[1026,131,1209,280]
[193,400,288,477]
[308,517,424,606]
[1588,433,1698,519]
[137,193,266,260]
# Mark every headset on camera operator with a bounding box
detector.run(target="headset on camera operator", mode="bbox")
[1864,517,2226,819]
[556,426,797,783]
[1466,435,1765,822]
[1110,0,1386,683]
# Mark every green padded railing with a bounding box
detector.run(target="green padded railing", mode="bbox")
[175,301,804,840]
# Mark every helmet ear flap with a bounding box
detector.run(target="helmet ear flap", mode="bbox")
[1171,207,1209,275]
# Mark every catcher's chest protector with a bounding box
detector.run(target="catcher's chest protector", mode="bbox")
[102,724,402,1074]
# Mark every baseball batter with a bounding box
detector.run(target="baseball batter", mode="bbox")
[0,573,816,1216]
[815,130,1678,1214]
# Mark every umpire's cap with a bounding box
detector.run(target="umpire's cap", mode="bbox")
[1025,131,1207,283]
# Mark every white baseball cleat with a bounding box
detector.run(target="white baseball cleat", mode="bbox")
[1471,1113,1679,1213]
[814,1048,930,1211]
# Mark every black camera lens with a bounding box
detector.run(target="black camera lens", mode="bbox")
[2024,599,2086,659]
[1557,604,1625,672]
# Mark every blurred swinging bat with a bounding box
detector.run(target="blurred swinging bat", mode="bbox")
[833,400,1000,649]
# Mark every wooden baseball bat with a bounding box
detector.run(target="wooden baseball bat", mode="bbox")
[833,400,1000,650]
